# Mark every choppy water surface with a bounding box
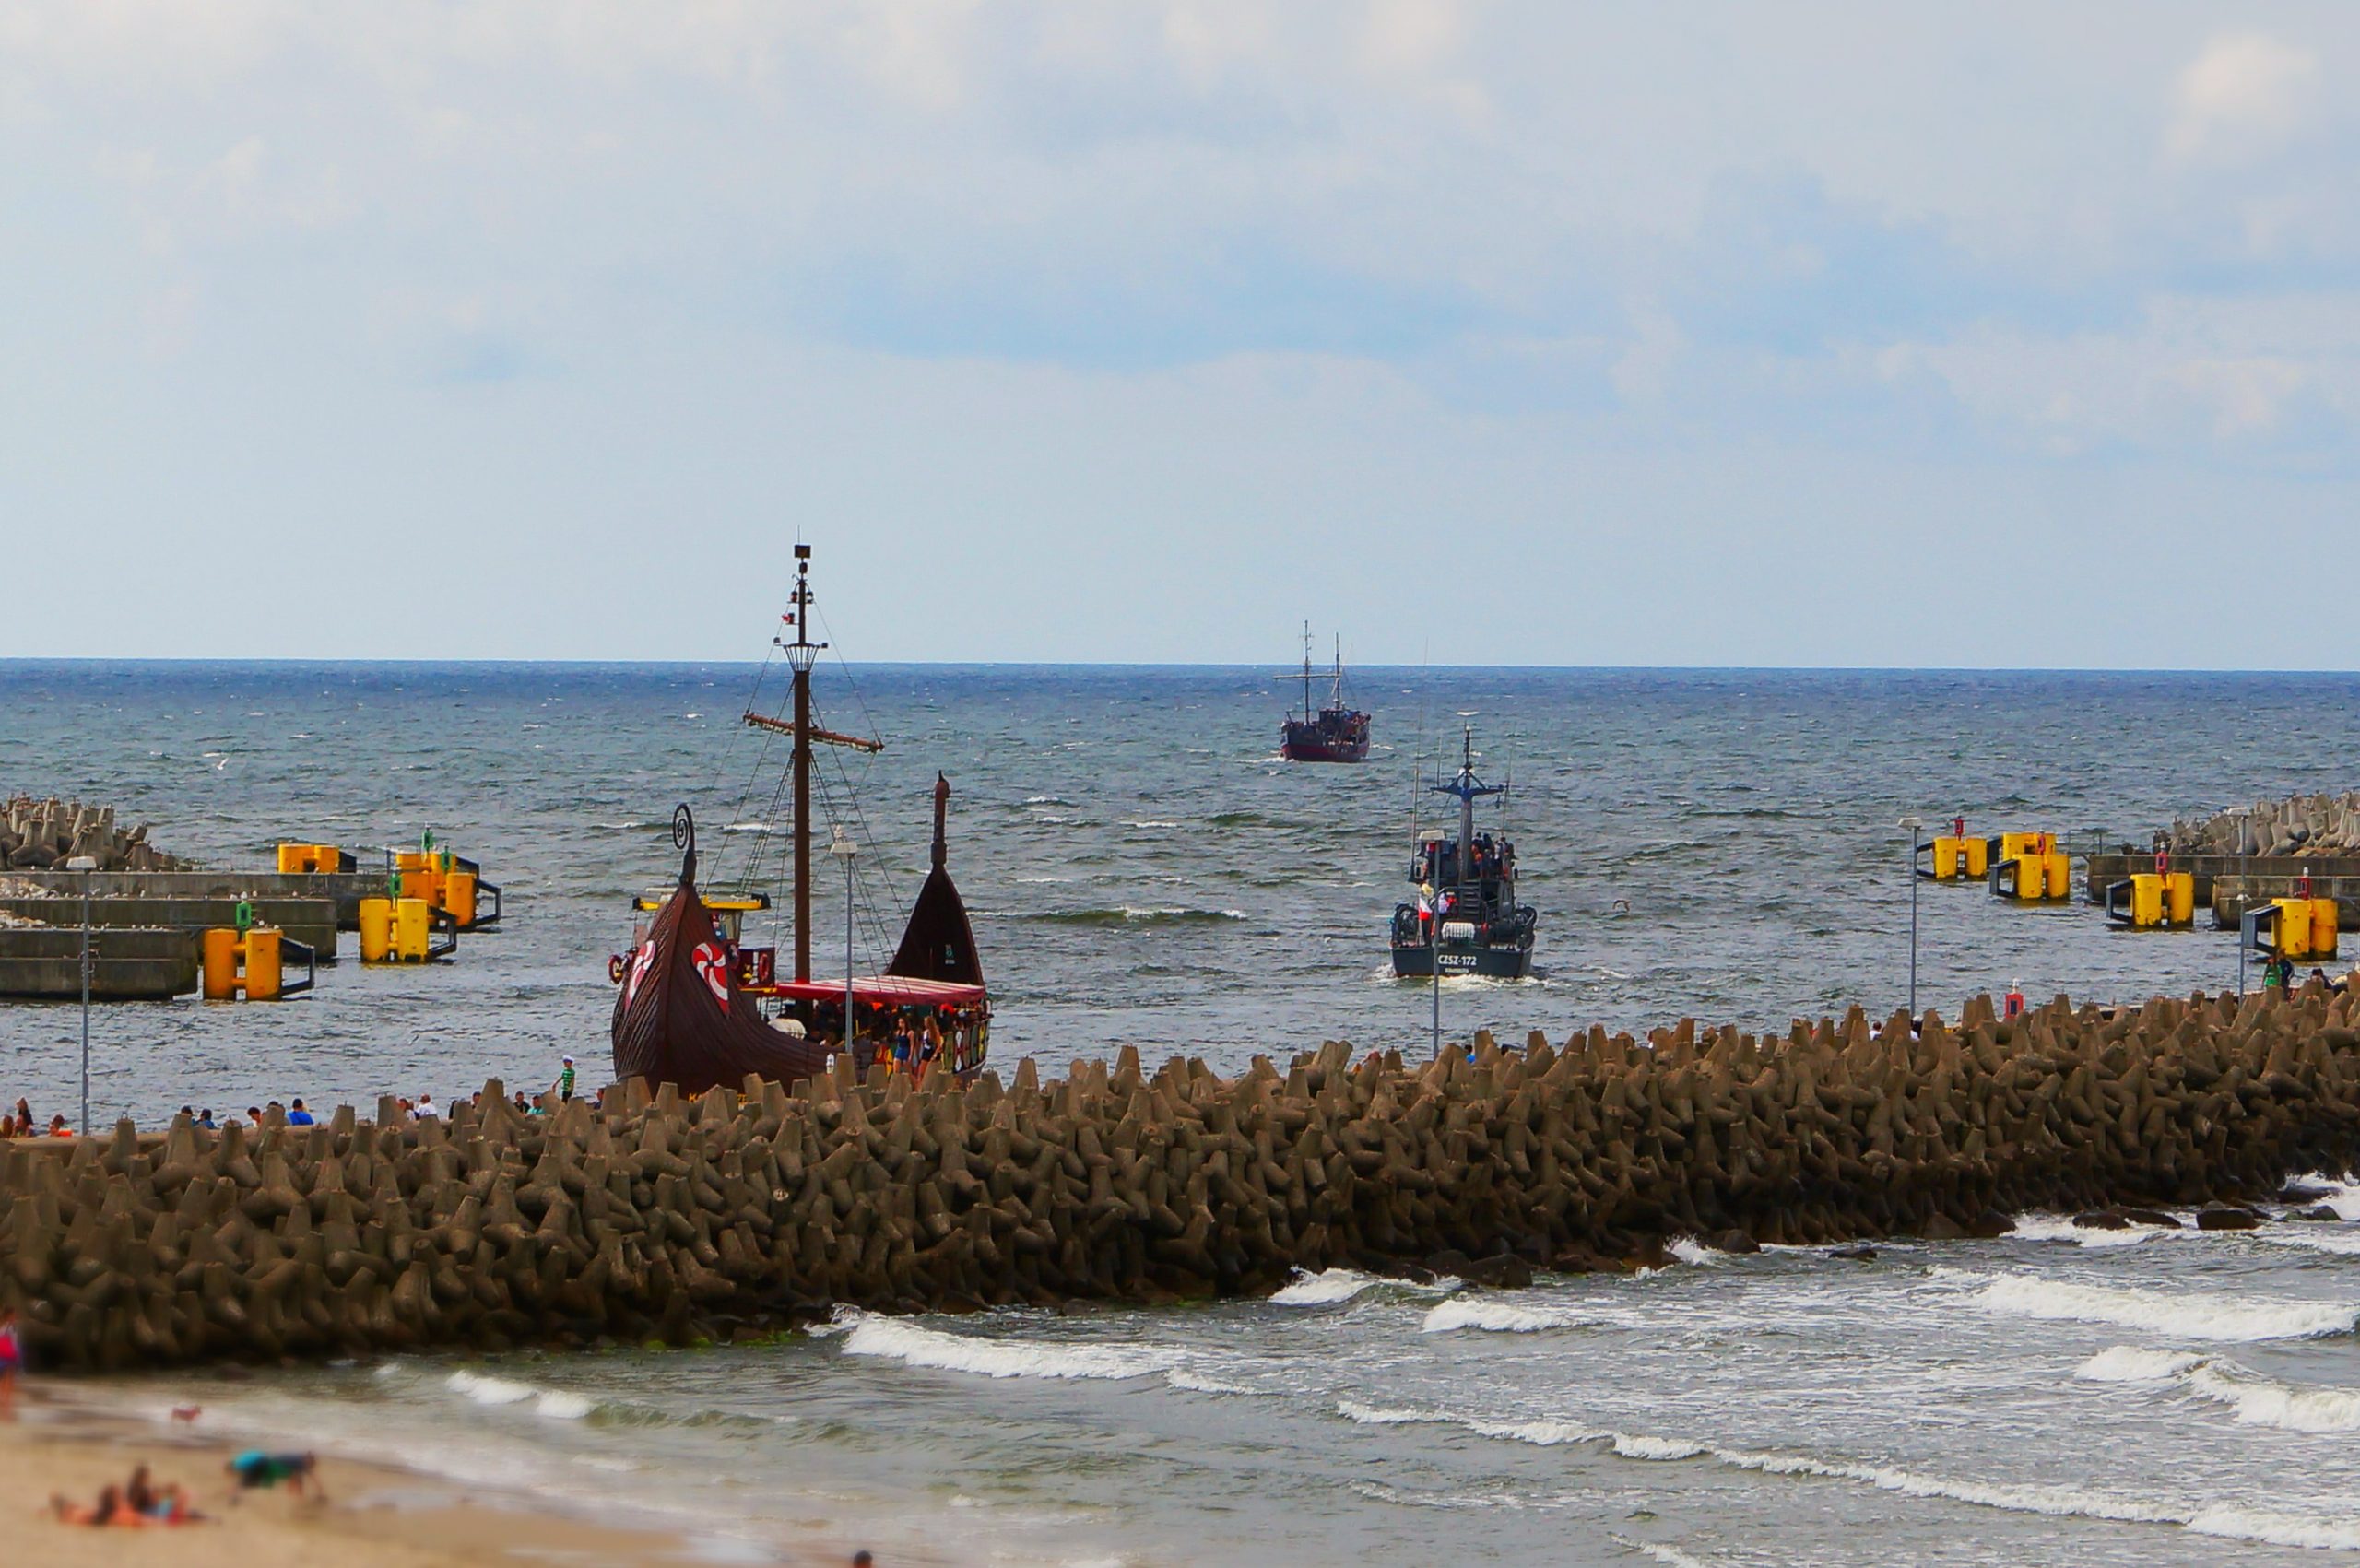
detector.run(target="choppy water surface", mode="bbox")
[10,661,2360,1564]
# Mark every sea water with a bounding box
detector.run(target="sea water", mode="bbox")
[8,661,2360,1564]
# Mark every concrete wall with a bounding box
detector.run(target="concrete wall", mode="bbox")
[0,927,199,999]
[0,896,337,960]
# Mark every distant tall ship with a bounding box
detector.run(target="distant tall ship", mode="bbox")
[1277,623,1371,763]
[1389,727,1537,978]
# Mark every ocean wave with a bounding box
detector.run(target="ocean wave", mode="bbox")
[1668,1238,1722,1266]
[839,1314,1181,1382]
[2074,1347,2204,1384]
[2189,1363,2360,1433]
[1122,819,1182,830]
[446,1370,594,1420]
[2083,1346,2360,1433]
[2262,1230,2360,1257]
[2008,1216,2172,1249]
[1609,1536,1713,1568]
[721,820,774,834]
[1270,1267,1459,1306]
[1420,1298,1591,1335]
[1965,1273,2357,1342]
[1021,796,1073,807]
[1272,1268,1379,1306]
[1341,1398,2360,1548]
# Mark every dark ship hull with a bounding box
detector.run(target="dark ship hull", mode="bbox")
[1281,713,1371,763]
[1389,937,1534,979]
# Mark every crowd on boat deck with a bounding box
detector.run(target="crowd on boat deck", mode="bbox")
[791,1002,985,1081]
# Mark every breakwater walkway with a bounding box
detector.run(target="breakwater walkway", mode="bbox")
[8,985,2360,1372]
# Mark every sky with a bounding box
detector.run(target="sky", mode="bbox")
[3,3,2356,666]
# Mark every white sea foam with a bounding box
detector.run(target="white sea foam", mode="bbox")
[1967,1273,2357,1342]
[1342,1398,2360,1550]
[1270,1267,1458,1306]
[2009,1215,2170,1249]
[1419,1297,1590,1334]
[1271,1268,1378,1306]
[1338,1399,1438,1427]
[1668,1237,1720,1266]
[2074,1346,2204,1384]
[839,1315,1180,1382]
[2189,1364,2360,1433]
[1609,1537,1713,1568]
[2189,1503,2360,1551]
[2078,1345,2360,1434]
[446,1371,593,1419]
[2262,1229,2360,1256]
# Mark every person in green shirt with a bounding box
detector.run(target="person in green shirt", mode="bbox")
[557,1055,576,1102]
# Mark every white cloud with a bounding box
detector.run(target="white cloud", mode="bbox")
[2167,32,2321,163]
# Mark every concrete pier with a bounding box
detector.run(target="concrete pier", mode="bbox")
[0,927,199,999]
[0,894,337,960]
[0,869,388,930]
[2083,852,2360,926]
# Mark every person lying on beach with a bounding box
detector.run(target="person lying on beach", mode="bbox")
[46,1470,207,1527]
[226,1449,324,1501]
[50,1482,128,1525]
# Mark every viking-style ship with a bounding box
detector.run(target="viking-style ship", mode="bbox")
[1387,727,1537,979]
[1277,623,1371,763]
[608,545,987,1094]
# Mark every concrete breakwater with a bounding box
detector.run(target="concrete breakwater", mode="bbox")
[1,796,185,873]
[2170,792,2360,859]
[9,984,2360,1372]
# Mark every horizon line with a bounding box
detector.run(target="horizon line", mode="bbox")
[3,655,2359,678]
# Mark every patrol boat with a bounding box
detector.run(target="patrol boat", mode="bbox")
[1388,727,1537,979]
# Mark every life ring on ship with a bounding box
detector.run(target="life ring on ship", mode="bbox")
[607,954,627,984]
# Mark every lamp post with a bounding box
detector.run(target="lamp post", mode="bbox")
[2228,806,2253,996]
[66,855,97,1135]
[829,826,857,1055]
[1897,818,1923,1020]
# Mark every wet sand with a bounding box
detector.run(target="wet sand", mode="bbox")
[0,1386,729,1568]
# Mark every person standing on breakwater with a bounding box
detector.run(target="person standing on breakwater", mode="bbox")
[557,1055,576,1102]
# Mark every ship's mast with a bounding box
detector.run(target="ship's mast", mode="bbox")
[1431,725,1504,914]
[1301,620,1314,724]
[1330,634,1345,713]
[785,546,820,982]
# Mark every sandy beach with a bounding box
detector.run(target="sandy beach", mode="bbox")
[0,1386,751,1568]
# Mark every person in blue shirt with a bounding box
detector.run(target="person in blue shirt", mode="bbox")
[286,1099,316,1126]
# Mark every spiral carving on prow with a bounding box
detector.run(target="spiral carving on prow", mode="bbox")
[672,804,697,884]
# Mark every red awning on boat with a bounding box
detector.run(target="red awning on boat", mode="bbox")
[769,975,987,1008]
